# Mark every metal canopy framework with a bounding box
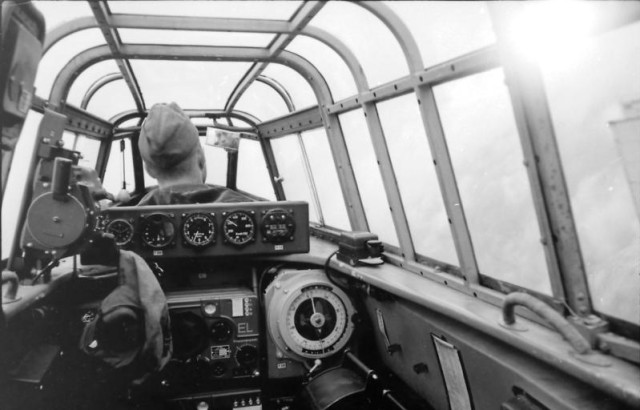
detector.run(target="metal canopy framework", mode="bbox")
[15,1,640,348]
[89,1,145,112]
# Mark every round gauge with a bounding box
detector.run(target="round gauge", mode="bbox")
[140,213,176,249]
[266,270,356,361]
[222,211,255,246]
[261,209,295,243]
[285,285,351,357]
[105,219,134,246]
[182,213,216,247]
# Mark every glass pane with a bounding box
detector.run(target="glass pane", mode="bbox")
[33,1,93,34]
[236,81,289,122]
[340,110,398,246]
[385,1,495,68]
[2,111,42,258]
[36,28,106,98]
[262,64,317,110]
[85,81,137,120]
[119,29,275,48]
[311,2,408,88]
[435,69,551,293]
[541,22,640,324]
[110,1,302,20]
[302,129,350,230]
[201,139,228,186]
[286,36,357,101]
[377,95,458,266]
[131,60,253,109]
[67,60,122,107]
[237,140,275,201]
[271,136,319,223]
[104,139,135,195]
[75,135,100,168]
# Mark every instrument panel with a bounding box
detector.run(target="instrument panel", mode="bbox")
[98,201,309,259]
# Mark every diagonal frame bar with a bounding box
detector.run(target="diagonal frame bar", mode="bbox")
[89,1,145,113]
[224,1,326,113]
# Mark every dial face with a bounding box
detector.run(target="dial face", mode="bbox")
[182,213,215,247]
[261,209,295,243]
[222,211,255,246]
[105,219,134,246]
[140,213,176,248]
[285,285,351,357]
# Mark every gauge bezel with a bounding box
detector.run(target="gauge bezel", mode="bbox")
[182,212,216,248]
[140,213,176,249]
[261,208,296,243]
[222,210,256,247]
[105,218,134,246]
[266,270,356,361]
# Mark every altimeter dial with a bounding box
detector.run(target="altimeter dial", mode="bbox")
[182,213,215,247]
[222,211,255,246]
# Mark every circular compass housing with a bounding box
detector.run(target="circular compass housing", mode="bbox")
[140,213,176,249]
[182,213,215,247]
[105,219,134,246]
[266,270,356,360]
[222,211,255,246]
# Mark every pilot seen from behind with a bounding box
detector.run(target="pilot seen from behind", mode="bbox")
[137,102,254,205]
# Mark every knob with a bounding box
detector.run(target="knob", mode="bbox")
[236,345,258,367]
[210,319,233,343]
[196,401,209,410]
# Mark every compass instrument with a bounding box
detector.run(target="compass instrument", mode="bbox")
[265,270,356,361]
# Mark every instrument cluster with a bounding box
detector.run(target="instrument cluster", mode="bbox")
[98,201,308,259]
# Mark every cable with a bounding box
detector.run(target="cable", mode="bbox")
[31,257,61,284]
[323,250,342,288]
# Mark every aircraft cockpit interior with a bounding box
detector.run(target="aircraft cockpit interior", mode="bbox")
[1,2,639,410]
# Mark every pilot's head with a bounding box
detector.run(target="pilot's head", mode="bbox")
[138,102,207,188]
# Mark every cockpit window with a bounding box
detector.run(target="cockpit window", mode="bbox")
[237,139,276,201]
[108,1,302,20]
[377,94,459,266]
[541,21,640,324]
[103,138,135,195]
[435,68,552,294]
[2,111,42,258]
[340,109,399,246]
[286,36,357,102]
[202,139,229,186]
[271,135,320,223]
[301,129,351,231]
[386,1,496,68]
[131,61,253,110]
[235,81,290,122]
[262,64,317,111]
[119,29,275,48]
[310,2,409,88]
[34,28,106,98]
[66,60,123,107]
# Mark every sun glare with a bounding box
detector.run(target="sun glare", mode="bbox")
[509,1,595,65]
